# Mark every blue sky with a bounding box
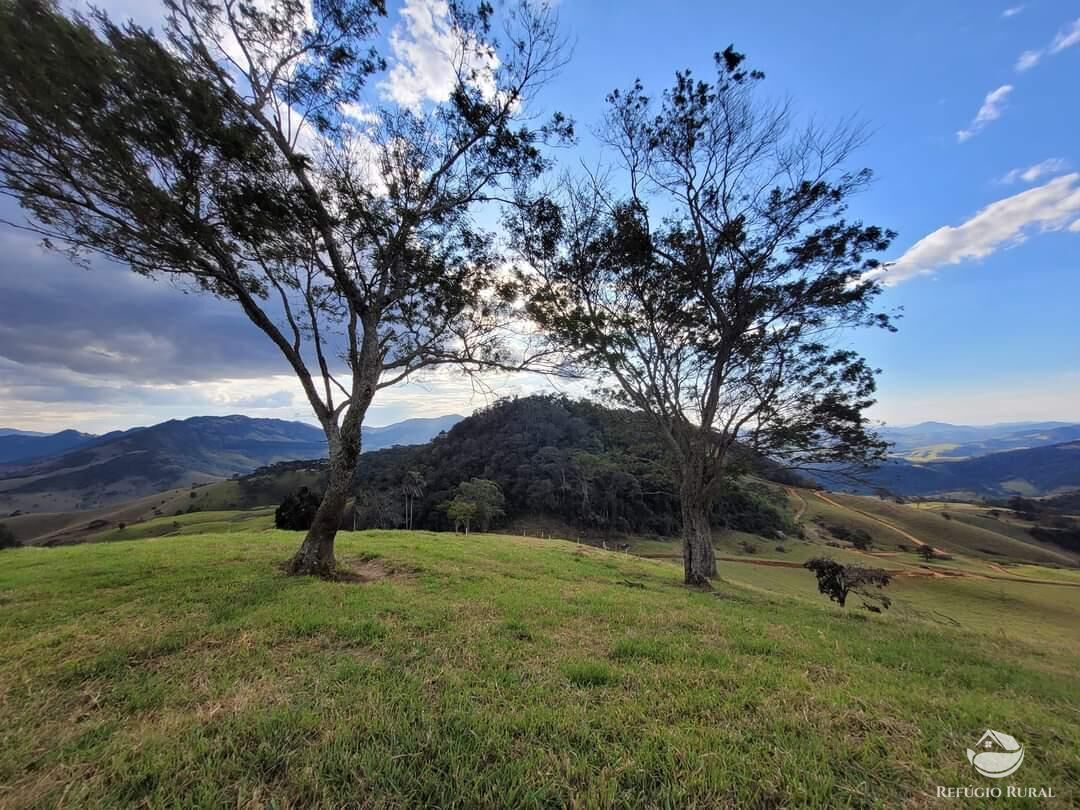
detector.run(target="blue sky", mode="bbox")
[0,0,1078,432]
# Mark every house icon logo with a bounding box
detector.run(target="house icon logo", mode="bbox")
[966,729,1025,779]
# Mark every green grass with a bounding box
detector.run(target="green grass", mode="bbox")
[88,508,275,542]
[810,492,1078,566]
[0,529,1078,808]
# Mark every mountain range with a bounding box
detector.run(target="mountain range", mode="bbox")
[0,414,462,513]
[3,413,1079,514]
[877,421,1080,461]
[842,440,1080,498]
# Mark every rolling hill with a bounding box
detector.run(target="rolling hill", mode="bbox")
[878,420,1080,461]
[0,414,462,514]
[831,439,1080,498]
[0,428,99,463]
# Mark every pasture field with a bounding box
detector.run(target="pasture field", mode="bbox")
[802,491,1077,567]
[1,526,1077,808]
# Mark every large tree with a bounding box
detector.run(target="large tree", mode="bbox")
[515,48,894,585]
[0,0,568,575]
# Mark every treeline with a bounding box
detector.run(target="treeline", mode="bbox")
[349,395,797,538]
[996,494,1080,553]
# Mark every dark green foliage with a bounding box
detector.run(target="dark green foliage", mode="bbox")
[275,487,321,531]
[1029,524,1080,554]
[818,521,874,550]
[804,558,892,612]
[351,396,792,537]
[915,545,937,562]
[0,523,20,549]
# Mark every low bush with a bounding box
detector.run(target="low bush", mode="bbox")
[275,487,321,531]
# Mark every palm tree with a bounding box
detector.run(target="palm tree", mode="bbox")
[401,471,426,531]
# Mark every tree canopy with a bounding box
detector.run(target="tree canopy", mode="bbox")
[514,47,894,584]
[0,0,569,575]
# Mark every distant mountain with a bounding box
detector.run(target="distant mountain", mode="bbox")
[0,429,98,463]
[0,413,463,513]
[363,414,463,450]
[827,440,1080,498]
[878,421,1080,460]
[0,428,50,437]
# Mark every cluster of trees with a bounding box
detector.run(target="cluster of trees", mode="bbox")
[349,396,793,538]
[444,479,505,534]
[995,496,1080,553]
[817,520,874,550]
[0,1,893,583]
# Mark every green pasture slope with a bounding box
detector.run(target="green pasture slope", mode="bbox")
[1,529,1078,808]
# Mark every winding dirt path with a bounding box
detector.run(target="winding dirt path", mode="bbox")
[812,491,934,549]
[786,487,807,521]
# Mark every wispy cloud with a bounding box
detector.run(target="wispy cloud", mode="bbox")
[867,173,1080,285]
[1014,49,1041,71]
[956,85,1013,143]
[1000,158,1069,184]
[1002,5,1025,18]
[1013,17,1080,73]
[1050,18,1080,53]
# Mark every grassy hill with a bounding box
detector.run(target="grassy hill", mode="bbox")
[1,527,1077,807]
[0,415,462,516]
[799,491,1078,567]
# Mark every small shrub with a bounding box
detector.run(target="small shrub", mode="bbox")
[0,523,21,549]
[564,660,616,687]
[275,487,321,531]
[774,544,787,553]
[916,545,937,562]
[739,540,758,554]
[850,532,873,551]
[804,558,892,612]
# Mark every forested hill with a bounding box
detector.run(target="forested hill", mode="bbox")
[344,396,796,538]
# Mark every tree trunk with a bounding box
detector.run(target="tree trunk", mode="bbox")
[287,419,361,577]
[681,485,716,587]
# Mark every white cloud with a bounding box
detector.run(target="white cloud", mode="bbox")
[1014,49,1042,71]
[956,85,1013,143]
[379,0,499,111]
[1070,219,1080,233]
[1000,158,1069,184]
[868,173,1080,285]
[1002,5,1025,18]
[1050,18,1080,53]
[1012,17,1080,74]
